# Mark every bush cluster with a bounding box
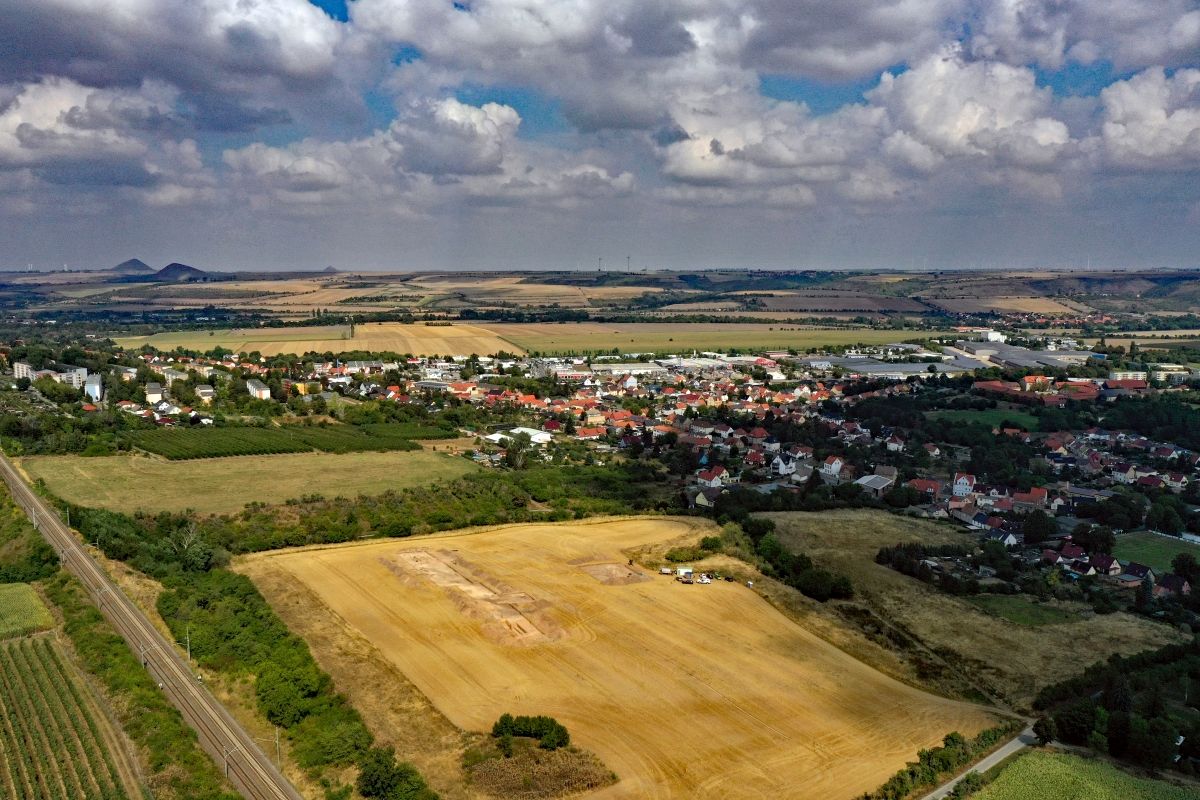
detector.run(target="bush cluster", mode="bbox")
[860,723,1022,800]
[748,519,853,601]
[491,713,571,750]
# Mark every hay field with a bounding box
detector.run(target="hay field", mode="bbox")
[244,518,995,799]
[20,450,478,515]
[755,292,928,313]
[409,274,662,308]
[485,321,936,354]
[117,320,931,356]
[766,510,1182,707]
[927,296,1080,314]
[116,322,519,356]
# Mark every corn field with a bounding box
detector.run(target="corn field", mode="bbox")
[0,636,138,799]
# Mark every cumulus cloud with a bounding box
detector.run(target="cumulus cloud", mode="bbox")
[969,0,1200,71]
[738,0,964,78]
[390,99,520,176]
[0,0,350,131]
[870,50,1070,166]
[0,0,1197,267]
[223,98,633,212]
[1096,68,1200,167]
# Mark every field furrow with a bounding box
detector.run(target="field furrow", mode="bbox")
[0,678,33,799]
[36,638,128,795]
[0,635,137,800]
[9,640,92,798]
[0,643,65,798]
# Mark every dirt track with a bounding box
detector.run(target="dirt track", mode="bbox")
[250,518,995,799]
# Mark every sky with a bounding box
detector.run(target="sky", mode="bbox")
[0,0,1199,271]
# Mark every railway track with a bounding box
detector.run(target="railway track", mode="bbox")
[0,454,303,800]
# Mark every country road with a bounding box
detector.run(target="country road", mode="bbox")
[920,725,1037,800]
[0,454,304,800]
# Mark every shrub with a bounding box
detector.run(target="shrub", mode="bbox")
[356,747,438,800]
[492,713,571,750]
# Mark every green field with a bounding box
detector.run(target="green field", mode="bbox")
[22,450,481,514]
[124,422,451,460]
[927,408,1040,429]
[1113,532,1200,574]
[966,595,1080,626]
[975,751,1194,800]
[0,583,53,639]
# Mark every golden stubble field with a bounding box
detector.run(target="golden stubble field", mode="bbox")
[243,518,995,800]
[116,322,521,356]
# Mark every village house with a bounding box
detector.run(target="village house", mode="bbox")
[819,455,845,485]
[696,466,729,488]
[1155,574,1192,598]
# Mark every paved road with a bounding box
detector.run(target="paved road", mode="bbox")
[921,725,1037,800]
[0,454,303,800]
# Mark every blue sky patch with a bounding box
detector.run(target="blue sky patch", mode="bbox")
[759,72,893,115]
[1035,61,1131,97]
[392,44,423,65]
[455,85,572,138]
[307,0,349,22]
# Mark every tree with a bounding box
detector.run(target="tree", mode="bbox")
[356,748,436,800]
[1072,524,1116,555]
[1173,553,1200,584]
[1033,716,1058,745]
[1103,672,1134,713]
[1127,717,1178,771]
[1146,501,1184,535]
[503,432,533,470]
[1136,575,1155,611]
[1023,510,1057,544]
[1053,699,1098,745]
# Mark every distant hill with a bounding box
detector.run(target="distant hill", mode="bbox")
[155,262,208,282]
[112,258,153,274]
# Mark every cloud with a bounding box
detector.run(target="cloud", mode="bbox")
[223,97,634,211]
[1095,68,1200,168]
[0,0,350,131]
[389,98,520,176]
[869,49,1070,166]
[969,0,1200,71]
[738,0,964,79]
[0,0,1197,268]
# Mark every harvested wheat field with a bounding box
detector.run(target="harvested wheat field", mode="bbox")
[484,321,935,354]
[243,518,995,800]
[926,296,1083,315]
[117,322,520,356]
